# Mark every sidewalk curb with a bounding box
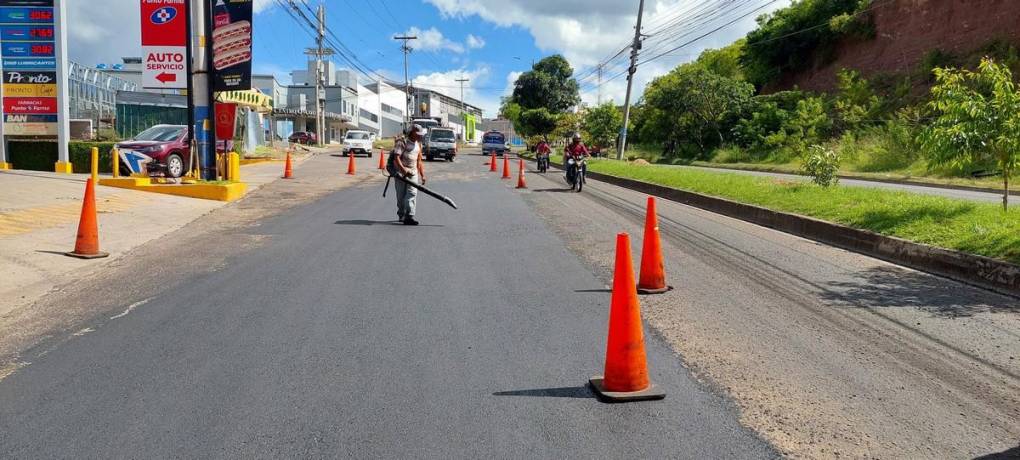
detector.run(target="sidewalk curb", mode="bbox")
[689,163,1020,198]
[538,157,1019,297]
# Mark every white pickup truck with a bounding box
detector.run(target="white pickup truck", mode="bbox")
[342,130,374,157]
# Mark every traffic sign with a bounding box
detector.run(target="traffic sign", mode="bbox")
[140,0,187,89]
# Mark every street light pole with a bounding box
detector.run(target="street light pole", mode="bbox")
[394,35,417,125]
[618,0,645,161]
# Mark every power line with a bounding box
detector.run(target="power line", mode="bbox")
[639,0,780,67]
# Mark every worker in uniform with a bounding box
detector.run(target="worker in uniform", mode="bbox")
[390,124,428,225]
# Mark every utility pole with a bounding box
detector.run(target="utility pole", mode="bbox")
[191,0,215,179]
[304,4,334,147]
[394,35,417,125]
[597,64,603,105]
[618,0,645,161]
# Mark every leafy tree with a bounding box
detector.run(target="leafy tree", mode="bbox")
[733,101,792,160]
[552,111,580,141]
[582,103,623,150]
[517,108,559,139]
[510,55,581,113]
[500,100,523,129]
[921,58,1020,210]
[644,66,754,157]
[788,96,833,153]
[695,40,746,80]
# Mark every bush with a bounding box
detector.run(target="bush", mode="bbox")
[8,141,116,173]
[802,145,841,186]
[838,123,918,172]
[712,145,753,163]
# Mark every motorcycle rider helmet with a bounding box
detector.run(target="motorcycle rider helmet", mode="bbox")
[572,132,582,142]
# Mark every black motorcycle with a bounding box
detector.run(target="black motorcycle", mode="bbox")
[536,152,549,173]
[565,156,586,192]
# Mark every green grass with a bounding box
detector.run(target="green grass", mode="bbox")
[688,160,1016,193]
[248,145,290,160]
[577,157,1020,264]
[374,138,395,150]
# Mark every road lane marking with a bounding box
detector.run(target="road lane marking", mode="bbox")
[0,360,30,383]
[110,298,152,320]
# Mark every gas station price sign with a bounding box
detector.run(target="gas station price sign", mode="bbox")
[0,0,57,136]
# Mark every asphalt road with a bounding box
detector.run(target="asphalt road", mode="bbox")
[0,154,775,458]
[680,165,1016,205]
[519,157,1020,457]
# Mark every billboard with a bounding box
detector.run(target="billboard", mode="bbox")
[0,0,57,136]
[140,0,187,89]
[210,0,252,92]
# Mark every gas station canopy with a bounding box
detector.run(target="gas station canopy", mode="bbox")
[215,89,273,113]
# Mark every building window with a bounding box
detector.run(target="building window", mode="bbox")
[360,108,378,123]
[381,103,403,117]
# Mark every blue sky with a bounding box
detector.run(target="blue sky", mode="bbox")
[69,0,792,116]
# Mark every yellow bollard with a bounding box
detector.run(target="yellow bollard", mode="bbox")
[112,148,120,178]
[90,147,99,182]
[228,152,240,182]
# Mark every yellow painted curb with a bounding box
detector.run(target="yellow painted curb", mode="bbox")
[239,157,284,166]
[0,162,11,170]
[98,178,247,202]
[54,161,73,174]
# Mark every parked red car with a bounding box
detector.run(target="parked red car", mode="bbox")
[289,131,317,145]
[115,124,191,178]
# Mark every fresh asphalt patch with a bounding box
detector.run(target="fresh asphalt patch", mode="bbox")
[0,157,776,458]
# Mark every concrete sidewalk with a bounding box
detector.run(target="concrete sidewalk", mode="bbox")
[0,155,308,319]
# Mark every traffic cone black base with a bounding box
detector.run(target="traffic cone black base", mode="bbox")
[637,286,673,295]
[66,251,109,259]
[589,377,665,403]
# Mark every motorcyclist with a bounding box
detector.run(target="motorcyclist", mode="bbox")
[563,133,589,184]
[535,136,551,172]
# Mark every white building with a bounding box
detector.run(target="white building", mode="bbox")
[358,80,407,138]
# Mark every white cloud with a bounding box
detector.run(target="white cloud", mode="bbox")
[253,0,274,14]
[410,66,511,115]
[466,34,486,49]
[68,0,139,66]
[68,0,282,67]
[405,26,466,54]
[425,0,792,105]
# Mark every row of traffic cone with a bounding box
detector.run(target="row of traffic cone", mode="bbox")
[480,150,671,402]
[486,153,528,189]
[283,148,387,179]
[590,196,671,402]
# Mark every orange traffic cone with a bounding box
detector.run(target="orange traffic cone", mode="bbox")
[65,179,109,259]
[489,153,497,171]
[589,233,665,403]
[516,159,527,189]
[501,154,511,179]
[283,151,293,179]
[347,151,356,175]
[637,197,671,294]
[378,149,386,170]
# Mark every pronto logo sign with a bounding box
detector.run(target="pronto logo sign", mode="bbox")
[140,0,187,89]
[150,6,177,24]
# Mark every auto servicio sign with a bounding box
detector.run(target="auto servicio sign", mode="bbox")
[140,0,187,89]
